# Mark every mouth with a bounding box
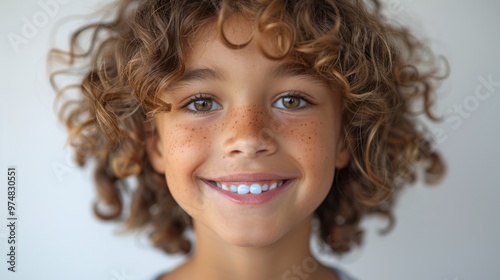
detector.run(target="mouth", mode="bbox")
[208,180,287,195]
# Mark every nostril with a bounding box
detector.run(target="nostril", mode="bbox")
[223,114,278,157]
[224,136,277,158]
[256,147,270,155]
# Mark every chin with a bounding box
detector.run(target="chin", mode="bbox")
[217,222,290,248]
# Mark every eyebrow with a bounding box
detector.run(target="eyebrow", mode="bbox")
[177,62,317,83]
[269,62,316,79]
[178,67,225,82]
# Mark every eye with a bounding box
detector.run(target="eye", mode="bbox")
[273,93,310,110]
[184,95,222,113]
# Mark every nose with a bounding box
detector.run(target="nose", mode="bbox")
[223,106,278,158]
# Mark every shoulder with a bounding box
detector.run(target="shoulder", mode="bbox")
[151,265,357,280]
[151,271,167,280]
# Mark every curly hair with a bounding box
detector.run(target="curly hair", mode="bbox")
[49,0,446,255]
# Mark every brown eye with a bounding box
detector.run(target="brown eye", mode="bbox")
[273,94,309,110]
[186,96,222,113]
[194,99,213,111]
[281,96,300,109]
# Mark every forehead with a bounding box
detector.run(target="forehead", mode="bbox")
[181,16,319,82]
[185,14,292,61]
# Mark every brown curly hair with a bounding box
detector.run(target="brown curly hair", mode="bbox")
[49,0,446,255]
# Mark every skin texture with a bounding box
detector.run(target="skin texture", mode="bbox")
[146,19,350,280]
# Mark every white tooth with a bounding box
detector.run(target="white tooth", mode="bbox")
[216,182,222,188]
[237,185,250,194]
[278,180,284,187]
[250,184,262,194]
[230,185,238,193]
[221,184,229,191]
[269,182,277,190]
[262,184,269,191]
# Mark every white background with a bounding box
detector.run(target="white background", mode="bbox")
[1,0,499,279]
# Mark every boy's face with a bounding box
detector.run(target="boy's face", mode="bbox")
[146,19,350,248]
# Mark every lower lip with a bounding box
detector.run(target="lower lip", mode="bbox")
[204,180,294,205]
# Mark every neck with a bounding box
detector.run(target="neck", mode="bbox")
[186,215,319,280]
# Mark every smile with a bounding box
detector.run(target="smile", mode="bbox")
[203,175,294,204]
[212,180,285,195]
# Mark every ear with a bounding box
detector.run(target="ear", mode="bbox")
[144,121,165,173]
[334,131,351,169]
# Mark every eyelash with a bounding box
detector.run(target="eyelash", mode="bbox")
[181,93,221,114]
[273,91,313,111]
[180,91,313,114]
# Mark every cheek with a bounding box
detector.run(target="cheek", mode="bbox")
[163,125,213,162]
[160,124,215,185]
[281,120,337,172]
[279,119,338,209]
[159,124,218,209]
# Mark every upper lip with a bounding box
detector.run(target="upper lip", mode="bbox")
[205,173,292,183]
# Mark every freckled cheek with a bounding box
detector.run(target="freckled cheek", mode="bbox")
[159,125,217,209]
[279,121,337,173]
[161,125,215,174]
